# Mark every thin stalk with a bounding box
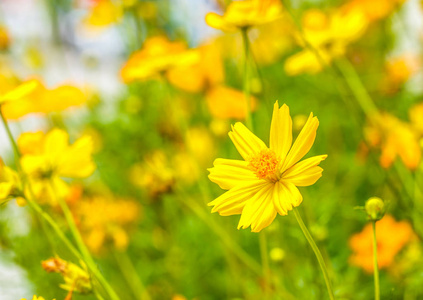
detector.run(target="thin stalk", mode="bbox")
[49,181,120,300]
[259,231,270,298]
[293,207,334,300]
[241,27,253,131]
[371,221,380,300]
[112,250,151,300]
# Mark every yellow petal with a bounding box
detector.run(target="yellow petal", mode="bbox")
[269,101,292,161]
[272,181,291,215]
[44,129,69,158]
[205,12,237,32]
[237,183,276,232]
[282,181,303,207]
[59,135,96,178]
[208,158,257,190]
[282,113,319,172]
[208,180,268,216]
[282,155,327,186]
[228,122,267,160]
[0,79,42,103]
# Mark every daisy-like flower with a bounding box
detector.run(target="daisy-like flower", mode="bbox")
[208,101,327,232]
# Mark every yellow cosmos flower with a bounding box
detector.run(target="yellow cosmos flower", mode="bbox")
[18,129,95,204]
[208,101,327,232]
[120,36,200,83]
[285,9,367,75]
[206,85,258,120]
[1,80,86,120]
[84,0,123,28]
[206,0,283,32]
[0,158,21,203]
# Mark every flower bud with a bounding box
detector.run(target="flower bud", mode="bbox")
[365,197,385,221]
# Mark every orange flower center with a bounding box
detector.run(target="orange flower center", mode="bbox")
[248,149,279,181]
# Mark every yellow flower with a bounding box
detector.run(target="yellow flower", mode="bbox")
[166,40,224,93]
[0,25,10,51]
[1,80,86,120]
[206,85,258,120]
[349,215,414,273]
[205,0,283,32]
[120,36,200,83]
[380,55,419,94]
[42,256,92,295]
[208,101,327,232]
[342,0,405,22]
[285,9,367,75]
[18,129,95,204]
[83,0,123,28]
[0,158,21,203]
[76,196,140,253]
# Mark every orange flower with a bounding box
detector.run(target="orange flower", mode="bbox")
[364,113,421,170]
[349,215,414,273]
[206,85,258,120]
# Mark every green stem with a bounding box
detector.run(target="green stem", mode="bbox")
[49,181,120,300]
[259,231,270,298]
[112,250,151,300]
[371,221,380,300]
[241,27,253,131]
[293,207,335,300]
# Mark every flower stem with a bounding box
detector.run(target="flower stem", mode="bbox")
[241,27,253,131]
[371,221,380,300]
[112,250,151,300]
[293,207,335,300]
[49,181,120,300]
[259,231,271,298]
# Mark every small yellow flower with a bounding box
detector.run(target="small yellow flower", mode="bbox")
[0,158,21,203]
[205,0,283,32]
[0,79,41,104]
[120,36,200,83]
[42,256,92,295]
[208,101,327,232]
[83,0,123,28]
[285,9,367,75]
[18,129,95,204]
[0,25,10,51]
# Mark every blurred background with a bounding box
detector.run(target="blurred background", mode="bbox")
[1,0,423,299]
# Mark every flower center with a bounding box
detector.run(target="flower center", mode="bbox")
[248,149,279,181]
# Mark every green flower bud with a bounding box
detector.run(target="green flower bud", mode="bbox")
[365,197,385,221]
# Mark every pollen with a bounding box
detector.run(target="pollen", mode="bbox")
[248,149,279,180]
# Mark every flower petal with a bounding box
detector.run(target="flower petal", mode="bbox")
[281,113,319,172]
[269,101,292,161]
[228,122,267,160]
[205,12,237,32]
[272,181,303,215]
[208,158,257,190]
[237,183,277,232]
[208,181,268,216]
[282,155,327,186]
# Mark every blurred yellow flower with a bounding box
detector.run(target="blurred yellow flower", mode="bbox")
[130,150,175,198]
[42,256,92,295]
[206,85,258,120]
[0,25,10,51]
[208,101,326,232]
[121,36,200,83]
[409,102,423,134]
[0,158,21,204]
[76,196,141,253]
[342,0,405,22]
[364,113,421,170]
[349,215,414,273]
[285,9,367,75]
[380,55,419,94]
[84,0,123,28]
[205,0,283,32]
[1,79,86,120]
[18,129,95,204]
[167,41,224,93]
